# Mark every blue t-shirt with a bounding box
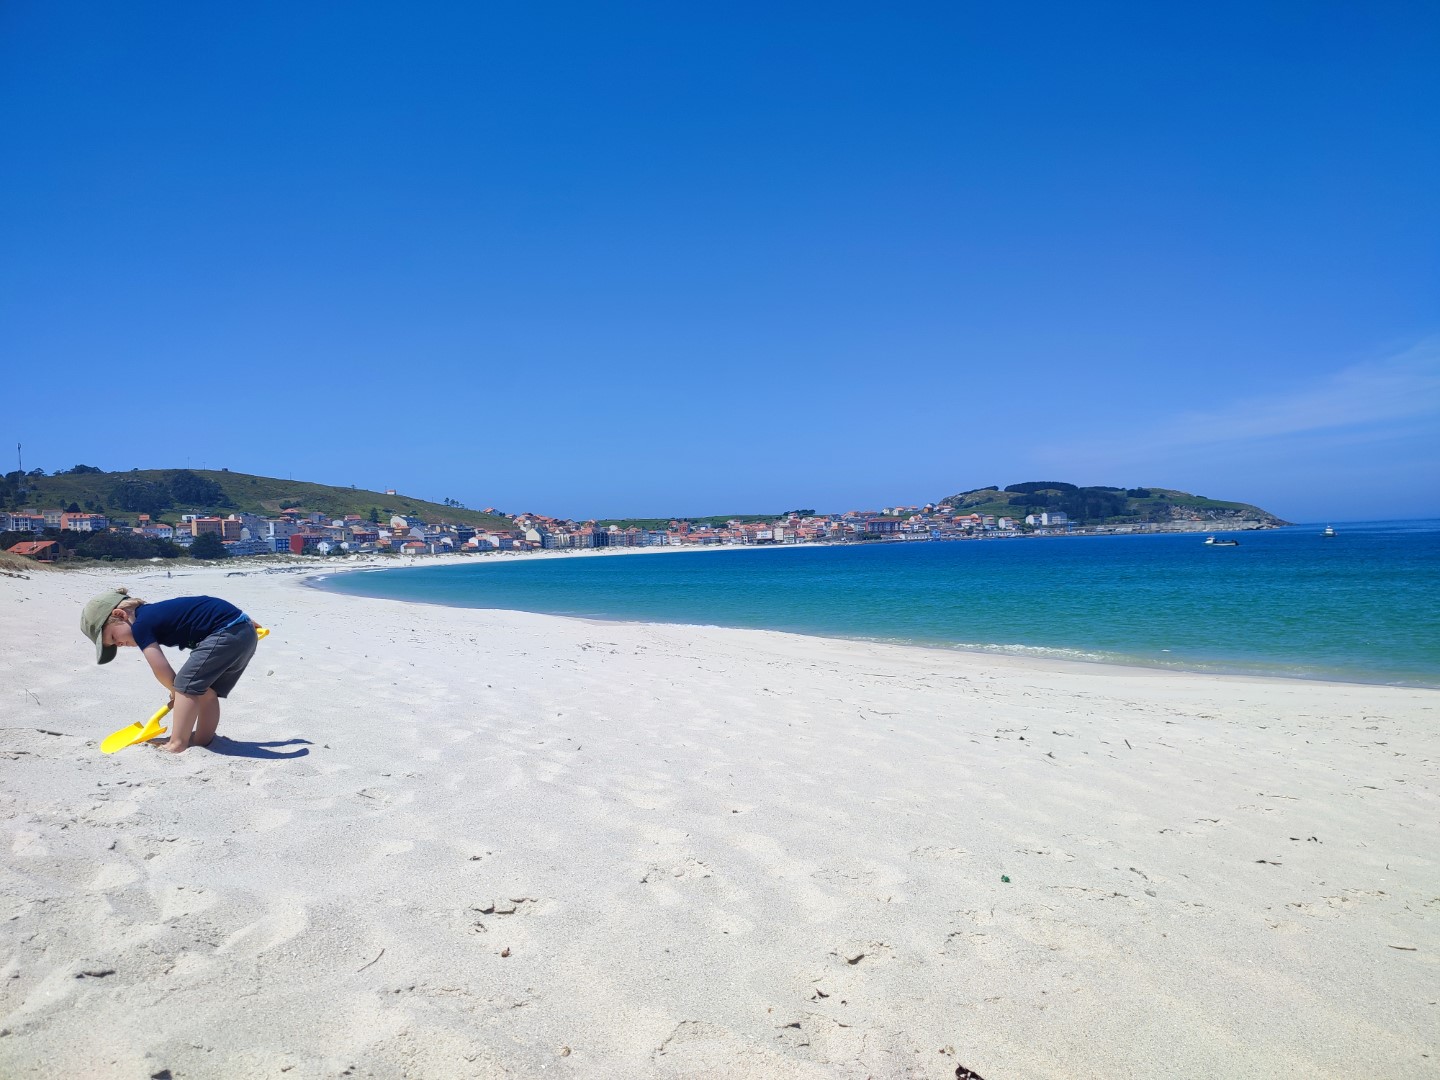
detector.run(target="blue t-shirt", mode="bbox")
[131,596,244,651]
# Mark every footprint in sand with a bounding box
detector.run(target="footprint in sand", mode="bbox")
[251,806,293,832]
[155,883,220,921]
[79,798,143,825]
[355,786,415,808]
[9,829,49,858]
[639,856,714,885]
[122,834,199,862]
[909,845,972,861]
[85,862,141,892]
[369,839,416,861]
[214,897,309,956]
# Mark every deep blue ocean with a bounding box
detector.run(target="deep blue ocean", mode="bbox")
[315,520,1440,686]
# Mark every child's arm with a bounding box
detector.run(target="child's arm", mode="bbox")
[142,644,178,705]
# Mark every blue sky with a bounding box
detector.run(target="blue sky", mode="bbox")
[3,3,1436,521]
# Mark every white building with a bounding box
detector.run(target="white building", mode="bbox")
[264,519,301,543]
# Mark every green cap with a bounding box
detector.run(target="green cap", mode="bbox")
[81,590,128,664]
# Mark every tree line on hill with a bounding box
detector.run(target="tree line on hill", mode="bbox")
[107,471,232,515]
[985,482,1152,522]
[999,483,1141,521]
[1,466,231,516]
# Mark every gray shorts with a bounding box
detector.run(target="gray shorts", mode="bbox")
[173,621,258,698]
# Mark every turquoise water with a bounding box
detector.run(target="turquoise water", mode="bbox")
[315,521,1440,686]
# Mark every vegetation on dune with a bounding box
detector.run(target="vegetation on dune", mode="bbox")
[0,550,53,573]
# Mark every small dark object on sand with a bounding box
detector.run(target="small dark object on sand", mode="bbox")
[1000,875,1010,883]
[956,1066,987,1079]
[356,948,385,973]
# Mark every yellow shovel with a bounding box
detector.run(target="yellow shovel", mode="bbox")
[101,701,173,754]
[101,626,269,753]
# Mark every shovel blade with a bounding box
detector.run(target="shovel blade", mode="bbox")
[101,706,170,754]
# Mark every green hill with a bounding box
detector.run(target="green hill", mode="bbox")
[4,467,515,531]
[941,482,1288,526]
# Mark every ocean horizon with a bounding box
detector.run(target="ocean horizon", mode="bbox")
[313,519,1440,688]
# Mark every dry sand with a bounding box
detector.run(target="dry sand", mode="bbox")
[1,559,1436,1079]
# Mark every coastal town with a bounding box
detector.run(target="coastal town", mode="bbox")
[2,498,1269,563]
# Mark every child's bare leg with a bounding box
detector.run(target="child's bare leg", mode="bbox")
[163,692,203,753]
[192,691,222,748]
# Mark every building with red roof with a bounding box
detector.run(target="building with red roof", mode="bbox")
[6,540,59,561]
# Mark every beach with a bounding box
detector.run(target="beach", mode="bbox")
[2,561,1436,1079]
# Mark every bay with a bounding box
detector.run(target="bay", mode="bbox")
[314,520,1440,687]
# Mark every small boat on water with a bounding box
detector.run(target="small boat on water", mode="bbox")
[1204,536,1240,546]
[1322,525,1336,537]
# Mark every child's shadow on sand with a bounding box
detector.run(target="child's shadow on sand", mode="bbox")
[204,736,312,760]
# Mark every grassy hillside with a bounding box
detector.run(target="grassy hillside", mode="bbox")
[8,468,516,530]
[942,483,1288,526]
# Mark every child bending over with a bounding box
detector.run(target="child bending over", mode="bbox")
[81,587,259,753]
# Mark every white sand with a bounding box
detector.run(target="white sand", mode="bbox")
[1,559,1436,1079]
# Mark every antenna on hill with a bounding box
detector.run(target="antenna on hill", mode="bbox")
[16,443,23,496]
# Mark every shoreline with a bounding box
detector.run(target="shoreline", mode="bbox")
[3,561,1437,1078]
[304,549,1440,692]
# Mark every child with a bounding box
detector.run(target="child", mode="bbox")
[81,587,259,754]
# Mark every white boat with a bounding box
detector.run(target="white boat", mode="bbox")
[1204,536,1239,546]
[1322,525,1336,537]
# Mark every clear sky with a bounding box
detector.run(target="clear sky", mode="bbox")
[3,2,1437,522]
